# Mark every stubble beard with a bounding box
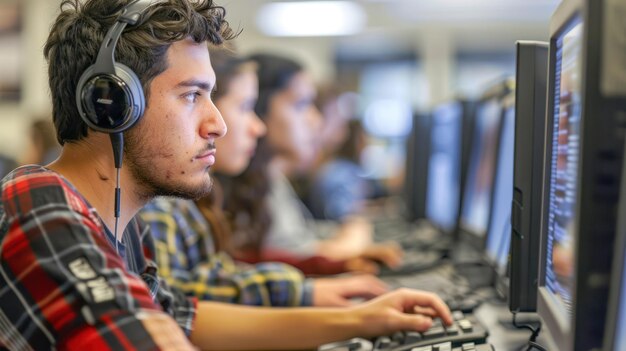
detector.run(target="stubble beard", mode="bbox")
[124,129,213,202]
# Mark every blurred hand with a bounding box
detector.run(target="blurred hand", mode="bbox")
[360,242,404,268]
[312,275,389,307]
[354,288,453,338]
[344,257,379,274]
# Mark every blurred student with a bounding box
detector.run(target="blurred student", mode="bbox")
[0,1,452,349]
[309,119,371,221]
[221,53,403,270]
[140,46,387,307]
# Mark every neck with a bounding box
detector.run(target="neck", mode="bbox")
[47,134,146,240]
[270,157,293,177]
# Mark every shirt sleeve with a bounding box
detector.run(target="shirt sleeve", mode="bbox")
[0,171,176,350]
[140,199,313,307]
[235,248,350,276]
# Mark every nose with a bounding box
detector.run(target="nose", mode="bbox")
[201,101,227,139]
[308,105,323,132]
[250,112,267,138]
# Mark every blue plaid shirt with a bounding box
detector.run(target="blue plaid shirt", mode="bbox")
[139,197,313,307]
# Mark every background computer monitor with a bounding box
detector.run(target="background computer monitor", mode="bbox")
[458,80,512,249]
[484,94,515,298]
[424,102,463,234]
[403,112,431,221]
[509,41,549,313]
[537,0,626,349]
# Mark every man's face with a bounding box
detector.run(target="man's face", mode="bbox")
[214,70,266,175]
[125,39,226,200]
[265,72,322,169]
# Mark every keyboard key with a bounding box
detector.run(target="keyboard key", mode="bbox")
[410,347,432,351]
[433,342,452,351]
[452,311,465,321]
[458,319,473,332]
[445,325,459,335]
[391,332,405,343]
[405,331,423,343]
[375,336,391,350]
[422,326,445,339]
[461,342,476,351]
[431,319,443,328]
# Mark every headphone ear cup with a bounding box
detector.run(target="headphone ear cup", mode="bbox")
[76,63,145,134]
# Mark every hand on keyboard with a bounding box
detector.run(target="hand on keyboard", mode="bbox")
[353,288,453,338]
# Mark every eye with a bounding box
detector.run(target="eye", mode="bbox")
[184,91,202,103]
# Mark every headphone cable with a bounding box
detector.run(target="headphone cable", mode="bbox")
[110,133,124,255]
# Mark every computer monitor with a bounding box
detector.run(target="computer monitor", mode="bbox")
[484,94,515,298]
[403,112,431,221]
[509,41,549,313]
[537,0,626,349]
[424,102,463,234]
[458,80,512,249]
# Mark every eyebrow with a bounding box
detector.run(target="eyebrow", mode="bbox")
[175,79,215,92]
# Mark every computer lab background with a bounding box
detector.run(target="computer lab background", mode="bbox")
[0,0,559,189]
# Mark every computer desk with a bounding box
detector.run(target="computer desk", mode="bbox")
[473,302,552,350]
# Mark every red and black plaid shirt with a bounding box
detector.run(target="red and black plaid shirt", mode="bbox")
[0,165,196,350]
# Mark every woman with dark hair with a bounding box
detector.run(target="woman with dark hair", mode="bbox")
[221,53,403,272]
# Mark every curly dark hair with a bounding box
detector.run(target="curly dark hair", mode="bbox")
[44,0,235,145]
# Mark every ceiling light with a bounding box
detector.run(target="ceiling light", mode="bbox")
[256,1,367,37]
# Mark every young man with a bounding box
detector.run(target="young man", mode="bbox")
[0,1,452,350]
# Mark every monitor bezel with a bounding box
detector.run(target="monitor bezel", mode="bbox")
[509,41,549,313]
[403,111,431,221]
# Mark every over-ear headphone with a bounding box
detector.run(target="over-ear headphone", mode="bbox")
[75,0,163,254]
[76,0,160,134]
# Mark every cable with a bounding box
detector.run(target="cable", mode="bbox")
[114,166,121,255]
[527,341,548,351]
[110,133,124,255]
[512,311,547,351]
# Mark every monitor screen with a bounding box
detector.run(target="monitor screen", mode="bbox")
[459,97,502,237]
[543,15,583,319]
[486,105,515,272]
[425,102,462,233]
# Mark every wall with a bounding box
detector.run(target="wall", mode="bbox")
[0,0,59,159]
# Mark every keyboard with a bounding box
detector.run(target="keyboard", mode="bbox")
[378,251,445,276]
[405,342,494,351]
[374,312,489,351]
[318,312,490,351]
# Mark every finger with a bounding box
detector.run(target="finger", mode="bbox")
[412,306,437,317]
[397,289,453,326]
[388,312,433,333]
